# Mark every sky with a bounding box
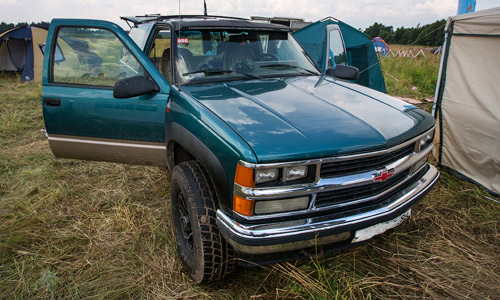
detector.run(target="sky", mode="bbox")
[0,0,499,30]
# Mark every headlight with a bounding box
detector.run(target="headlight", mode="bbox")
[283,165,308,182]
[255,168,279,184]
[234,162,316,217]
[235,162,315,190]
[418,129,435,152]
[426,129,435,141]
[420,136,427,147]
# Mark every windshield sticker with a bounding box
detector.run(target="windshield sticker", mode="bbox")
[177,38,189,44]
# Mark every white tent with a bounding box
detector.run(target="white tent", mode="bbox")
[433,7,500,195]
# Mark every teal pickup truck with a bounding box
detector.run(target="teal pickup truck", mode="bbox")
[41,15,439,283]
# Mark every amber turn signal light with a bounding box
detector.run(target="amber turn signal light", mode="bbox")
[233,195,254,216]
[235,164,255,188]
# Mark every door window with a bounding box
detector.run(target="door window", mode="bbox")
[327,29,346,69]
[148,29,171,81]
[51,27,145,87]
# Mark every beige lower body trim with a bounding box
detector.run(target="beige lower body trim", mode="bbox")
[48,134,167,167]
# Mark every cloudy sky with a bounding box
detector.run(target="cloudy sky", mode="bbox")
[1,0,498,30]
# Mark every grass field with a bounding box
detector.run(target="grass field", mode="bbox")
[1,69,499,299]
[380,44,442,99]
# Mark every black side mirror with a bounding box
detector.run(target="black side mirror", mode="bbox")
[325,65,359,81]
[113,75,159,99]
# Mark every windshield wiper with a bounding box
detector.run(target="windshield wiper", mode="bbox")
[260,63,319,76]
[183,69,260,79]
[183,69,233,76]
[234,70,261,79]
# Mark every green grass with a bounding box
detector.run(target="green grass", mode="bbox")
[380,45,441,99]
[0,71,499,299]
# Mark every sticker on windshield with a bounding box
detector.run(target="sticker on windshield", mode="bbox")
[177,38,189,44]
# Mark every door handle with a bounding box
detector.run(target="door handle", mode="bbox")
[44,98,61,107]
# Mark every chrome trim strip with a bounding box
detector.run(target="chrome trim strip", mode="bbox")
[239,126,435,169]
[218,164,439,241]
[48,134,166,149]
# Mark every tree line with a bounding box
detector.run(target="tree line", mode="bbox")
[0,21,50,33]
[2,19,447,47]
[363,19,447,46]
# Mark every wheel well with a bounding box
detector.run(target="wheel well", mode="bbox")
[167,141,195,171]
[166,132,230,210]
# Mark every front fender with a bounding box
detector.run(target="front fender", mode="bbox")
[166,123,232,209]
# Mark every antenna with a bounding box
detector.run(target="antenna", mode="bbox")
[178,0,181,38]
[204,0,208,16]
[177,0,182,90]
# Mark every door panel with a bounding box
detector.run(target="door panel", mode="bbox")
[42,19,169,166]
[43,86,165,141]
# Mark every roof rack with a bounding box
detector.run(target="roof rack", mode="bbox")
[121,14,248,27]
[161,15,248,21]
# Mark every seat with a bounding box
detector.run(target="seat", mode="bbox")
[159,48,172,83]
[222,35,255,70]
[246,32,262,58]
[178,48,194,70]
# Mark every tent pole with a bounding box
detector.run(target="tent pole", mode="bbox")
[0,44,3,73]
[432,30,449,117]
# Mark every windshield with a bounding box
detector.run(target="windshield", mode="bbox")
[173,29,319,84]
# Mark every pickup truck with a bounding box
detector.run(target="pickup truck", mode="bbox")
[41,15,439,283]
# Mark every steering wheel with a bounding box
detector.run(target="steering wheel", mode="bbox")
[257,54,278,61]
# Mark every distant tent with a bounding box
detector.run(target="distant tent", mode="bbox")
[433,7,500,195]
[372,37,389,56]
[0,26,48,82]
[293,17,386,93]
[57,36,103,70]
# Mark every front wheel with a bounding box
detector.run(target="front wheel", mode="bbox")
[171,161,235,283]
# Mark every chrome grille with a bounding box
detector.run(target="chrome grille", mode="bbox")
[315,166,427,209]
[320,144,415,178]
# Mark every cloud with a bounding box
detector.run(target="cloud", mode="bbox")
[0,0,493,29]
[414,0,456,15]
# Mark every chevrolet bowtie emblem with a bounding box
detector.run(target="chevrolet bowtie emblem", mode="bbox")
[373,169,394,182]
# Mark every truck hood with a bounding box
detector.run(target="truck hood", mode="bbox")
[181,76,434,162]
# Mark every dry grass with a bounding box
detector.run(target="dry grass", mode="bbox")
[1,72,499,299]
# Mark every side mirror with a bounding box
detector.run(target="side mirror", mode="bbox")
[325,65,359,81]
[113,75,159,99]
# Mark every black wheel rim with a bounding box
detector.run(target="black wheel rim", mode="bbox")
[177,192,194,252]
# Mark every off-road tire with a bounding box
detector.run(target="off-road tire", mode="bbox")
[171,160,235,283]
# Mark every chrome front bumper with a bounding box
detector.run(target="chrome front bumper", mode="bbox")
[217,164,439,255]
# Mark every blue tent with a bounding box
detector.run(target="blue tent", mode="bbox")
[372,37,389,57]
[293,18,386,93]
[0,26,48,82]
